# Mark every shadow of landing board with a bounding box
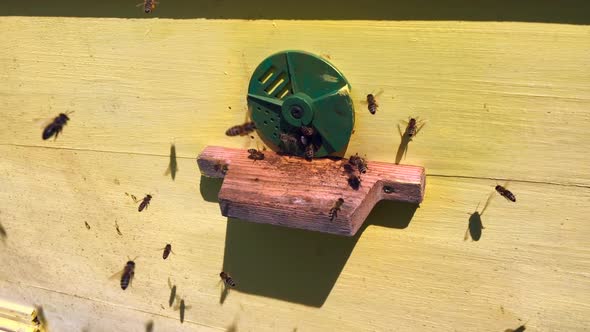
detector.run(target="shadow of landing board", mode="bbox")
[221,200,417,307]
[2,0,590,24]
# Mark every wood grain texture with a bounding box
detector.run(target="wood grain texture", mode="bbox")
[197,146,425,236]
[0,16,589,332]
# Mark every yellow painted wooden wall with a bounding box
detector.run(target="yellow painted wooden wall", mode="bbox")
[1,2,590,331]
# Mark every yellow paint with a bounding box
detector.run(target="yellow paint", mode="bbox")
[0,16,589,331]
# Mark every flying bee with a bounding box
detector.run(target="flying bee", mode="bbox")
[300,126,315,136]
[366,94,379,115]
[111,257,137,290]
[42,112,73,140]
[304,144,315,161]
[138,194,152,212]
[329,198,344,221]
[161,243,173,259]
[495,183,516,202]
[136,0,158,13]
[214,161,229,175]
[349,153,367,173]
[399,117,426,139]
[220,271,236,288]
[225,121,257,136]
[247,148,265,161]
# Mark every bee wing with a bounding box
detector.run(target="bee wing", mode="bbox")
[463,226,471,241]
[136,2,144,7]
[502,181,510,189]
[374,89,384,98]
[415,122,426,136]
[168,277,173,289]
[34,117,54,129]
[109,268,125,280]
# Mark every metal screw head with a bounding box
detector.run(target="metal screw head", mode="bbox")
[290,105,304,119]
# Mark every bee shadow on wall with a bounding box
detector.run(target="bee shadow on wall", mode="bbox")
[219,200,417,307]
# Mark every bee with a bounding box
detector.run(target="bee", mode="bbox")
[304,144,315,161]
[349,153,367,174]
[136,0,158,13]
[347,174,361,190]
[213,161,229,175]
[138,194,152,212]
[279,133,299,153]
[329,198,344,221]
[399,117,426,139]
[84,221,91,230]
[119,258,137,290]
[366,93,379,115]
[495,184,516,202]
[220,271,236,288]
[42,112,72,140]
[247,148,265,161]
[161,243,173,259]
[300,126,315,136]
[225,121,257,136]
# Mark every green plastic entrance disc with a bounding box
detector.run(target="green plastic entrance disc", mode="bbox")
[247,50,354,157]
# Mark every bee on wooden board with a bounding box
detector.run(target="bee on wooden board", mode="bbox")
[226,121,257,137]
[304,144,315,161]
[213,161,229,175]
[495,182,516,202]
[220,271,236,288]
[138,194,152,212]
[84,221,91,230]
[348,153,367,174]
[247,148,265,161]
[136,0,158,13]
[42,112,73,140]
[329,198,345,221]
[398,117,426,140]
[110,257,138,290]
[347,174,361,190]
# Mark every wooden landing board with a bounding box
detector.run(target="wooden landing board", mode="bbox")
[197,146,425,236]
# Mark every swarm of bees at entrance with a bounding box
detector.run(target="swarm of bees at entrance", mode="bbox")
[277,125,319,161]
[343,153,367,190]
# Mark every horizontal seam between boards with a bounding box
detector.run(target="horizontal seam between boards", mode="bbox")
[2,143,589,189]
[0,278,225,331]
